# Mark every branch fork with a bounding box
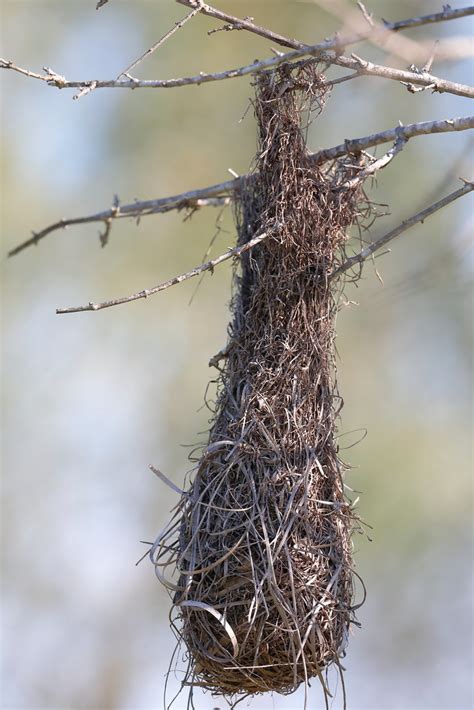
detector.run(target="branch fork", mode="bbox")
[3,2,474,315]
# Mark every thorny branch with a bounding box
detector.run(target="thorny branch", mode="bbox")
[296,0,471,65]
[333,53,474,98]
[8,116,474,257]
[335,181,474,277]
[315,116,474,161]
[56,229,270,314]
[1,5,474,99]
[3,2,474,317]
[177,1,474,58]
[54,178,474,315]
[178,0,474,92]
[177,0,302,50]
[55,180,474,315]
[116,3,203,81]
[8,195,231,257]
[2,46,473,99]
[340,137,406,189]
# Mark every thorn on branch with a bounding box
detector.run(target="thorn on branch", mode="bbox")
[99,220,112,248]
[43,66,67,87]
[96,0,109,8]
[402,81,436,94]
[56,229,271,315]
[403,41,439,94]
[208,16,254,36]
[350,53,368,69]
[100,194,120,248]
[340,137,407,190]
[357,2,374,27]
[73,81,98,100]
[423,40,439,73]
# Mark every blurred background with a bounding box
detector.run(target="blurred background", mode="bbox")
[1,1,473,708]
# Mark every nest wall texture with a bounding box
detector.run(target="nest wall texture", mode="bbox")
[152,65,367,702]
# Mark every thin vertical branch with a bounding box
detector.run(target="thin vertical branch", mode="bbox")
[116,3,203,79]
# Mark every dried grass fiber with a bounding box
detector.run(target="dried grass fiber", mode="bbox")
[152,64,367,704]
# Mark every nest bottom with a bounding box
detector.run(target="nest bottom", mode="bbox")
[180,562,351,696]
[171,453,354,698]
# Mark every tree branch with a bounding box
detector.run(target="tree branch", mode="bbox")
[2,5,473,99]
[177,2,474,57]
[386,5,474,31]
[7,194,231,257]
[116,4,203,80]
[56,229,270,314]
[314,116,474,163]
[335,181,474,277]
[54,180,474,314]
[335,52,474,98]
[177,0,300,50]
[3,44,472,98]
[340,137,406,189]
[301,0,473,66]
[8,116,474,257]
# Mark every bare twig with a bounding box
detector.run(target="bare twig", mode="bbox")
[2,4,474,99]
[400,41,442,95]
[8,116,474,257]
[116,4,203,80]
[336,53,474,98]
[177,0,474,91]
[314,116,474,162]
[422,41,439,73]
[176,0,301,50]
[96,0,109,8]
[0,61,68,86]
[307,0,425,66]
[386,5,474,31]
[341,137,406,189]
[335,181,474,277]
[304,0,470,67]
[357,2,374,27]
[177,2,474,57]
[2,47,473,98]
[56,229,270,314]
[208,15,255,37]
[55,163,466,315]
[8,193,231,257]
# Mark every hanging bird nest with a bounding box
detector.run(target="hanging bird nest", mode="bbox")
[152,62,369,706]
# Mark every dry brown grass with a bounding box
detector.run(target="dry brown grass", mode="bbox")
[152,63,370,708]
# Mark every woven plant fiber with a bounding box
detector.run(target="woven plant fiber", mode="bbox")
[152,64,367,705]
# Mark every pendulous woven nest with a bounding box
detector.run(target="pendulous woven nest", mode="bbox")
[152,63,369,706]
